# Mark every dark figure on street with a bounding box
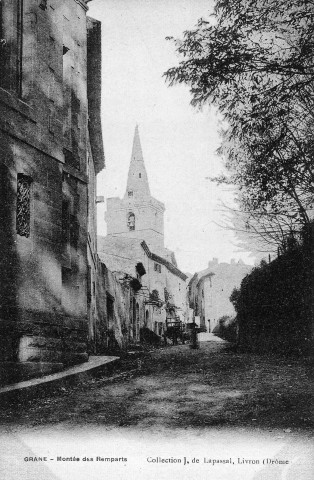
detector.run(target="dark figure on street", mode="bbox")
[189,322,199,349]
[172,329,178,346]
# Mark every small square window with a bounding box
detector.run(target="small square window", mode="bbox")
[128,191,133,197]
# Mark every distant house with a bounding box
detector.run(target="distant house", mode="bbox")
[188,258,252,332]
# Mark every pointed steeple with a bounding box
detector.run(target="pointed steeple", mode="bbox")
[125,125,151,198]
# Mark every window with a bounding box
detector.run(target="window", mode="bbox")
[128,191,133,197]
[39,0,48,10]
[139,173,141,178]
[127,212,135,231]
[16,174,32,237]
[154,263,161,273]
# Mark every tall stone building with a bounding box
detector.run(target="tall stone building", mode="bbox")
[0,0,104,384]
[99,127,187,342]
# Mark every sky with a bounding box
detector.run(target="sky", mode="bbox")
[88,0,255,273]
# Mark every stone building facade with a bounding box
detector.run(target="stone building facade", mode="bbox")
[0,0,104,384]
[188,258,252,332]
[98,236,187,343]
[86,15,105,354]
[100,127,188,344]
[101,259,146,351]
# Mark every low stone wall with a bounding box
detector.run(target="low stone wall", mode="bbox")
[0,310,89,386]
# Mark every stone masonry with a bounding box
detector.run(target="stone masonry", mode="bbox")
[0,0,104,385]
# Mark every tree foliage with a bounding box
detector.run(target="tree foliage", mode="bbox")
[213,315,238,343]
[165,0,314,248]
[230,223,314,354]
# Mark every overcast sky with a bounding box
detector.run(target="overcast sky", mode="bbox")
[88,0,255,273]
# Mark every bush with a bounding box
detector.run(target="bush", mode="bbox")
[232,226,314,355]
[213,315,238,343]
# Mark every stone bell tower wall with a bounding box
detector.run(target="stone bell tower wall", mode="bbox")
[105,195,165,251]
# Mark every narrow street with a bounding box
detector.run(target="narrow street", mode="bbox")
[1,2,313,479]
[1,339,313,480]
[1,338,312,432]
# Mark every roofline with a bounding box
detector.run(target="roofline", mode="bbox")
[140,241,187,281]
[188,272,198,287]
[75,0,89,11]
[196,271,215,287]
[188,271,215,288]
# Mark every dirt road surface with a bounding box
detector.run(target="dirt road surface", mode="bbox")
[0,339,313,480]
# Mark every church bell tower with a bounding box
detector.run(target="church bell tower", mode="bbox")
[105,126,165,251]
